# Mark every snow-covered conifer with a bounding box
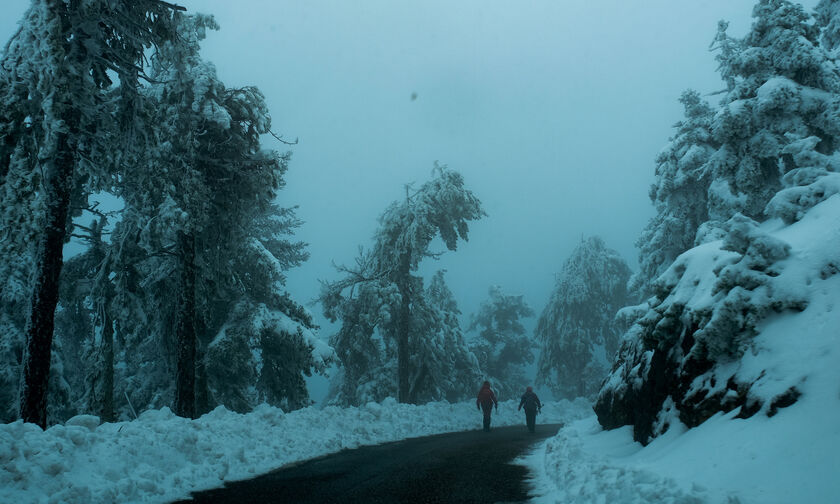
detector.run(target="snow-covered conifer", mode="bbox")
[631,1,840,299]
[816,0,840,50]
[408,271,482,403]
[630,91,717,298]
[0,0,180,427]
[597,0,840,443]
[468,286,535,400]
[321,166,484,405]
[104,13,328,418]
[54,216,115,421]
[704,0,840,228]
[536,236,631,399]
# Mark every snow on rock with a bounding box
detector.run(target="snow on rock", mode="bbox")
[0,397,590,504]
[524,196,840,503]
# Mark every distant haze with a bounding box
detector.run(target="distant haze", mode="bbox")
[0,0,821,397]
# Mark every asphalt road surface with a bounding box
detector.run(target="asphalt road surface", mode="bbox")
[177,422,562,504]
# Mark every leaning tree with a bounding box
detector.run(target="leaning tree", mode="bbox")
[321,165,484,404]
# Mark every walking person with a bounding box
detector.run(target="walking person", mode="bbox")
[518,386,542,433]
[476,380,498,432]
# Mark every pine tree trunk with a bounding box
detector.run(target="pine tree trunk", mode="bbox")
[194,346,210,417]
[19,131,76,429]
[396,255,411,404]
[174,232,197,419]
[99,310,115,422]
[408,362,429,404]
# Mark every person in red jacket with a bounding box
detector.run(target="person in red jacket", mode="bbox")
[518,386,542,433]
[476,381,498,432]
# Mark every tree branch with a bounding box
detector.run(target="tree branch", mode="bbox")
[270,131,299,145]
[153,0,187,12]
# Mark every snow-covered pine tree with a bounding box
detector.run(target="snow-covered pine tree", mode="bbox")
[321,250,398,405]
[703,0,840,230]
[467,286,535,400]
[817,0,840,50]
[109,13,330,418]
[54,214,117,422]
[633,0,840,304]
[0,0,181,427]
[408,270,482,403]
[596,0,840,444]
[321,165,485,405]
[629,91,717,298]
[536,236,631,399]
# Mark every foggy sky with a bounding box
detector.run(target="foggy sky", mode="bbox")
[0,0,822,398]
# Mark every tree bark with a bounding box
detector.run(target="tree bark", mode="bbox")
[88,308,116,422]
[194,346,210,417]
[19,130,76,429]
[99,309,115,422]
[407,362,429,404]
[174,232,197,418]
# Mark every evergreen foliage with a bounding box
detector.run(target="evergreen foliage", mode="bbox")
[0,0,181,427]
[536,236,631,399]
[409,271,482,403]
[321,166,484,405]
[468,286,535,400]
[0,7,327,423]
[630,91,717,298]
[598,0,840,443]
[105,13,328,417]
[631,0,840,299]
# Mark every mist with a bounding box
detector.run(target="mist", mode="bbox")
[3,1,838,501]
[160,0,817,325]
[2,0,820,403]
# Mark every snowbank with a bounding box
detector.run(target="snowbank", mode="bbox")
[523,197,840,503]
[526,392,838,504]
[0,397,590,504]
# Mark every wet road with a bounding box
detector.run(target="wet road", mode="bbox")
[176,423,561,504]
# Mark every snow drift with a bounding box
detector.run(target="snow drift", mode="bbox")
[524,196,840,503]
[0,397,590,504]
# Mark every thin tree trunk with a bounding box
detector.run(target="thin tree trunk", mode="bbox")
[194,346,209,417]
[174,232,197,419]
[99,309,114,422]
[397,255,411,404]
[19,131,76,428]
[408,362,429,404]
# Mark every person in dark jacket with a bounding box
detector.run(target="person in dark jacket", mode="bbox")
[518,386,542,433]
[476,381,498,432]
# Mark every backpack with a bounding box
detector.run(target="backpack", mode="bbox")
[477,387,495,406]
[522,392,539,411]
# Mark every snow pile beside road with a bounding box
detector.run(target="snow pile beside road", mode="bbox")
[528,386,839,504]
[0,397,590,504]
[524,198,840,504]
[523,417,708,503]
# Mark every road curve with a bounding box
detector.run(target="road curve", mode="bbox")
[176,422,561,504]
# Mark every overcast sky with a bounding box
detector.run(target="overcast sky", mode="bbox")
[172,0,816,322]
[0,0,822,397]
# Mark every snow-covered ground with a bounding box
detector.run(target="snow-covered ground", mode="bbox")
[0,397,590,504]
[521,197,840,504]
